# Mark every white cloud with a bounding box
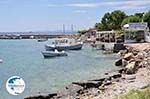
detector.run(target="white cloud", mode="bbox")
[114,0,150,10]
[66,0,150,9]
[66,3,100,8]
[74,10,87,13]
[116,5,147,10]
[47,0,150,10]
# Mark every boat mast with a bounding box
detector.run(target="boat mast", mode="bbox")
[71,24,74,33]
[63,24,65,34]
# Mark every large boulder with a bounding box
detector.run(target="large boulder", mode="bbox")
[123,53,133,61]
[72,81,102,89]
[132,50,139,56]
[118,50,127,57]
[125,62,136,74]
[25,93,57,99]
[122,59,128,66]
[136,52,144,60]
[123,74,136,80]
[115,58,128,67]
[115,59,122,66]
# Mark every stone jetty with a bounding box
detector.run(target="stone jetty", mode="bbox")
[25,43,150,99]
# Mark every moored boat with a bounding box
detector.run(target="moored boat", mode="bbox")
[45,38,83,51]
[42,50,67,58]
[0,59,3,63]
[37,39,47,42]
[45,42,83,51]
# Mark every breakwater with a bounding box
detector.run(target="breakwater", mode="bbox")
[0,34,75,39]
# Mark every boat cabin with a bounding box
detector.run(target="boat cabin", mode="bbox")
[51,38,77,45]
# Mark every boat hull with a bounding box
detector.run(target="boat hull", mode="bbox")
[37,39,47,42]
[42,51,67,58]
[45,43,83,51]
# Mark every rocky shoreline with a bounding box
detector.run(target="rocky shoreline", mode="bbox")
[25,43,150,99]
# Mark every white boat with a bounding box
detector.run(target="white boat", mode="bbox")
[42,49,67,58]
[37,39,47,42]
[45,38,83,51]
[0,59,3,63]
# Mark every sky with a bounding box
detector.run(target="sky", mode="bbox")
[0,0,150,32]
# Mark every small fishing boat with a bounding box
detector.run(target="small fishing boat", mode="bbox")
[42,50,67,58]
[45,38,83,51]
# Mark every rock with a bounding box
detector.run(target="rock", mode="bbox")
[138,62,143,67]
[136,52,144,59]
[104,72,109,75]
[125,62,136,74]
[137,83,149,89]
[108,72,122,79]
[127,80,135,83]
[129,59,135,63]
[123,53,133,61]
[115,59,122,66]
[131,82,149,89]
[132,50,139,56]
[103,80,112,86]
[111,78,120,82]
[118,50,127,57]
[99,86,105,90]
[76,89,84,94]
[122,59,128,66]
[118,68,126,73]
[126,46,133,52]
[72,81,102,89]
[134,58,143,63]
[123,74,136,80]
[25,93,57,99]
[56,84,83,98]
[147,57,150,65]
[89,77,106,82]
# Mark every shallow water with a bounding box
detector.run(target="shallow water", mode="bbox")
[0,39,118,99]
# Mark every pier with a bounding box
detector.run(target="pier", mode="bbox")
[0,32,76,39]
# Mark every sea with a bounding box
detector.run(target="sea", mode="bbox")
[0,39,119,99]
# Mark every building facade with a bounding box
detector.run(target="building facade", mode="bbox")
[123,22,150,43]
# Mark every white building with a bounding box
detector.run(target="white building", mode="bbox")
[123,22,150,43]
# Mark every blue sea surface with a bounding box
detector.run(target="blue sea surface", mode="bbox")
[0,39,118,99]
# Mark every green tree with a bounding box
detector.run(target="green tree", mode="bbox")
[110,10,126,30]
[134,12,144,18]
[143,11,150,30]
[101,12,111,30]
[95,10,126,31]
[95,23,103,31]
[121,16,141,26]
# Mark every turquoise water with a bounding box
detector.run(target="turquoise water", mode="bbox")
[0,40,118,99]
